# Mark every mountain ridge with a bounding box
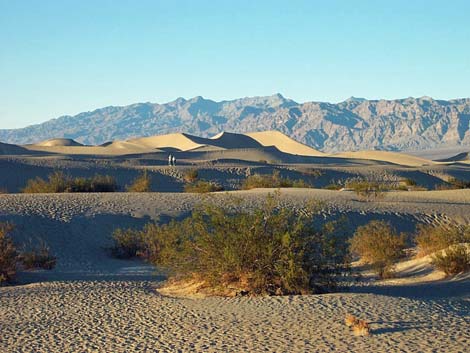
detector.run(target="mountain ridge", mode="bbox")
[2,94,470,152]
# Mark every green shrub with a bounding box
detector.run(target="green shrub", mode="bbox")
[346,180,386,200]
[19,239,56,270]
[0,223,17,285]
[349,220,407,278]
[184,180,224,193]
[183,169,199,183]
[111,228,146,259]
[140,193,348,295]
[127,170,152,192]
[432,245,470,276]
[415,224,470,257]
[23,172,118,193]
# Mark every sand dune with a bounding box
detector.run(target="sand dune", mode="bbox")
[34,138,84,147]
[437,151,470,163]
[0,142,31,155]
[128,133,205,151]
[333,150,433,167]
[246,130,326,156]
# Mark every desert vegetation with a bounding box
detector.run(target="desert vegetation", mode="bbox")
[112,193,349,295]
[0,222,56,285]
[0,222,17,284]
[349,220,407,278]
[23,171,117,193]
[127,170,152,192]
[184,180,224,193]
[432,245,470,276]
[19,239,57,270]
[241,170,312,190]
[183,169,199,183]
[415,224,470,257]
[345,180,386,200]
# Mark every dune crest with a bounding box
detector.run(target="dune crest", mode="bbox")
[333,150,433,167]
[35,138,84,147]
[246,130,325,156]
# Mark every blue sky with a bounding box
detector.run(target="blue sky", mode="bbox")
[1,0,469,128]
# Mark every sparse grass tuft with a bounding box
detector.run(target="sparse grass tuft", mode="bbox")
[111,228,146,259]
[346,180,386,200]
[241,170,311,190]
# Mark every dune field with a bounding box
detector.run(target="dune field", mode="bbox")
[1,131,469,352]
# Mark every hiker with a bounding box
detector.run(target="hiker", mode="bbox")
[172,155,176,166]
[168,154,172,166]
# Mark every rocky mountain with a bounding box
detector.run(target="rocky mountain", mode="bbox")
[1,94,470,152]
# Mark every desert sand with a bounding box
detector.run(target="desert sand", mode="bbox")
[0,131,469,352]
[0,190,469,352]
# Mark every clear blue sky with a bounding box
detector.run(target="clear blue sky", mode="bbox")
[1,0,469,128]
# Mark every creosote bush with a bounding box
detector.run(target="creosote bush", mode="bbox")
[415,224,470,257]
[128,193,349,295]
[241,170,311,190]
[23,171,117,193]
[184,180,224,193]
[349,220,407,278]
[0,222,17,285]
[431,245,470,276]
[127,170,152,192]
[19,239,57,270]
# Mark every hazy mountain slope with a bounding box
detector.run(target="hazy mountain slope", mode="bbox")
[1,94,470,152]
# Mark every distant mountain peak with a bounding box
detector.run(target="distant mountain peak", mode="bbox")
[1,95,470,153]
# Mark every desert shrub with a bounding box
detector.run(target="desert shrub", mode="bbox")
[184,180,224,193]
[324,184,342,190]
[0,223,17,285]
[349,220,407,278]
[403,178,417,186]
[23,172,118,193]
[111,228,146,259]
[183,169,199,183]
[141,193,348,295]
[346,180,386,200]
[432,245,470,276]
[415,224,470,257]
[127,170,152,192]
[19,239,56,270]
[241,170,311,190]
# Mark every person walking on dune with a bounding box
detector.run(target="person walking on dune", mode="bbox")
[168,154,172,166]
[172,155,176,166]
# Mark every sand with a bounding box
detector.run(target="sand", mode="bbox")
[332,150,433,167]
[0,190,469,352]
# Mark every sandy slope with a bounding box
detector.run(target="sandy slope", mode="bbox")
[0,190,469,353]
[332,151,433,167]
[34,138,84,147]
[246,130,326,156]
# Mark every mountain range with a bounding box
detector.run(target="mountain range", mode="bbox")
[1,94,470,152]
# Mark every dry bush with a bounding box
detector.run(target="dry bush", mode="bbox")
[127,170,152,192]
[349,220,407,278]
[184,180,224,193]
[110,228,146,259]
[241,170,311,190]
[415,224,470,257]
[0,222,17,285]
[19,239,56,270]
[183,169,199,183]
[139,193,349,295]
[23,171,117,193]
[432,245,470,276]
[346,181,386,200]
